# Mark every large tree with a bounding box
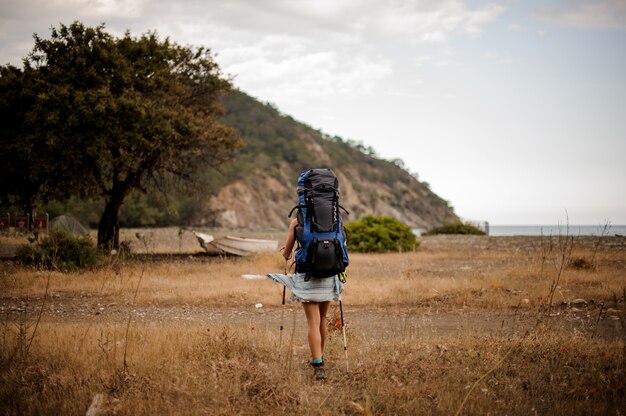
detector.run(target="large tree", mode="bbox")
[0,22,242,250]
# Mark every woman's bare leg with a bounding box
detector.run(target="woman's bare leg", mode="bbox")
[303,302,323,359]
[318,301,330,353]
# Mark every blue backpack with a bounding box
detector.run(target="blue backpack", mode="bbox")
[288,168,349,279]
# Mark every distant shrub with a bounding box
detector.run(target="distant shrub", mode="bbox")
[15,230,99,271]
[345,215,418,253]
[423,221,486,236]
[568,256,595,270]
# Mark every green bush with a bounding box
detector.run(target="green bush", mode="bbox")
[423,221,486,236]
[15,230,100,271]
[345,215,418,253]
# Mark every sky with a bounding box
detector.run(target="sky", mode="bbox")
[1,0,625,225]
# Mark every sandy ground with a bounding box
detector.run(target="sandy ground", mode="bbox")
[1,280,623,343]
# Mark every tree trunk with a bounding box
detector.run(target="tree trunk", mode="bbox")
[25,199,35,232]
[98,197,123,251]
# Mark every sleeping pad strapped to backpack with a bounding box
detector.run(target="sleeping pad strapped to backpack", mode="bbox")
[289,168,349,279]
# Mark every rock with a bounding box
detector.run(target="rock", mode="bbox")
[86,393,121,416]
[86,393,104,416]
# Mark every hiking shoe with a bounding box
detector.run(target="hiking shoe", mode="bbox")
[311,360,326,381]
[313,365,326,381]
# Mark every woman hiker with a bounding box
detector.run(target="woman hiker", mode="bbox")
[267,218,345,381]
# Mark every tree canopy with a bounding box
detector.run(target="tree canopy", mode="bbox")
[0,22,242,250]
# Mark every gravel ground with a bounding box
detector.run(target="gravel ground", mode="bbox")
[2,293,623,342]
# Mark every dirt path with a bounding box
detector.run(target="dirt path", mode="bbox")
[2,294,623,343]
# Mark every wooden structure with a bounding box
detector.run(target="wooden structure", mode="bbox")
[15,214,29,234]
[0,213,9,234]
[34,213,49,233]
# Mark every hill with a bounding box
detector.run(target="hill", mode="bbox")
[38,90,458,230]
[193,90,458,230]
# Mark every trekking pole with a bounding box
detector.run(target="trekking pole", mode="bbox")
[339,298,349,372]
[279,258,287,349]
[279,285,286,348]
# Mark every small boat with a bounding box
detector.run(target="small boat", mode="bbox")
[194,232,279,256]
[194,231,217,253]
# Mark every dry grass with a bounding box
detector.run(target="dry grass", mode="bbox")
[1,231,625,415]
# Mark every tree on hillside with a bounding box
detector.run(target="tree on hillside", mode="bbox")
[0,22,242,250]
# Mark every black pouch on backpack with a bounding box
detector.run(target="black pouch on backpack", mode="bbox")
[307,238,344,279]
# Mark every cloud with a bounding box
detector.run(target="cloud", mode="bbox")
[78,0,147,18]
[355,0,505,42]
[0,0,505,105]
[223,46,393,104]
[148,0,505,100]
[0,0,147,65]
[537,0,626,31]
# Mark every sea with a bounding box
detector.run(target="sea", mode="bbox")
[414,225,626,237]
[487,225,626,237]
